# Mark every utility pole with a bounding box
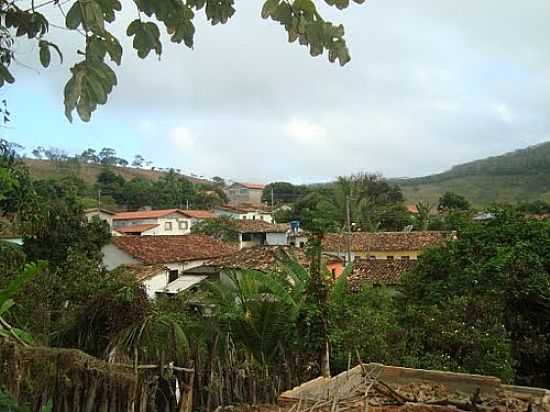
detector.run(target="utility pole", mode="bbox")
[97,190,101,210]
[345,194,352,264]
[186,199,189,210]
[271,187,274,208]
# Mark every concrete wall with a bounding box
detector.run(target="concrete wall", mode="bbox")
[225,186,264,206]
[112,214,194,236]
[142,271,169,299]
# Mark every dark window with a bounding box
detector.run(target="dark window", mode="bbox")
[242,233,252,241]
[169,270,178,283]
[331,268,336,280]
[401,256,410,260]
[299,242,305,248]
[387,256,394,260]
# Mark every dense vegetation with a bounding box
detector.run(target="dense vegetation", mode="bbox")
[396,142,550,205]
[3,139,550,410]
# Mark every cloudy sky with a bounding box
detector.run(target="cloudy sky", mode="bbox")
[6,0,550,183]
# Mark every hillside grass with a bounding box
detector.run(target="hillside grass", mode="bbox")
[22,159,207,185]
[399,174,550,206]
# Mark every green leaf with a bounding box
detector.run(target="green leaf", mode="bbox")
[39,43,51,67]
[261,0,280,19]
[65,2,82,30]
[0,64,15,85]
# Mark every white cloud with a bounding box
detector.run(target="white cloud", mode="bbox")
[284,118,327,143]
[168,127,196,152]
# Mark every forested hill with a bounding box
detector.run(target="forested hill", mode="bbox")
[395,142,550,206]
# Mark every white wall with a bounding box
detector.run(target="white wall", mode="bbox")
[113,214,194,236]
[266,232,287,246]
[102,244,140,270]
[142,271,169,299]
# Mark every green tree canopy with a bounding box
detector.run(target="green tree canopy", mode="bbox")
[438,191,471,211]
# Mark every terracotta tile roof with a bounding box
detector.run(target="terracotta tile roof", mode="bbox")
[322,231,453,253]
[180,210,215,219]
[206,246,308,271]
[236,182,266,190]
[112,235,238,265]
[215,204,272,213]
[233,220,289,234]
[113,209,184,221]
[118,264,167,282]
[348,258,417,289]
[406,204,419,214]
[114,224,159,234]
[84,208,117,215]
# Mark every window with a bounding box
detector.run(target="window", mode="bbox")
[401,256,410,260]
[179,221,189,230]
[242,233,252,241]
[165,222,173,231]
[386,255,394,260]
[242,216,247,220]
[331,268,336,280]
[252,215,256,220]
[299,242,305,248]
[240,188,248,194]
[168,270,178,283]
[260,215,264,220]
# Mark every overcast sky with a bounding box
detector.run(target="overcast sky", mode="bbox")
[6,1,550,183]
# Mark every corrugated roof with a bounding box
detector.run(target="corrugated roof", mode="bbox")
[113,209,184,221]
[322,231,452,252]
[348,259,416,290]
[114,224,159,234]
[164,275,208,294]
[112,235,238,265]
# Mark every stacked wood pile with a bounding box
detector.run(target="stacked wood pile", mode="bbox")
[279,363,550,412]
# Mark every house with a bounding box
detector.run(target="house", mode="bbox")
[84,208,116,229]
[102,234,238,273]
[119,265,209,299]
[347,258,417,290]
[322,231,453,262]
[112,209,214,236]
[224,182,266,206]
[213,204,273,223]
[232,220,290,249]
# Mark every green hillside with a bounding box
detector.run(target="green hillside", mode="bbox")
[22,158,208,185]
[395,142,550,206]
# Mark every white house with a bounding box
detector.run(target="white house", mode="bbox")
[231,220,290,249]
[84,208,116,229]
[112,209,215,236]
[102,235,237,298]
[213,204,273,223]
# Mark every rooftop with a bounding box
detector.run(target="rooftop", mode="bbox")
[206,246,308,271]
[84,208,117,215]
[179,210,215,219]
[113,209,184,221]
[348,258,417,290]
[231,182,266,190]
[164,275,208,294]
[322,231,453,253]
[111,235,238,265]
[233,220,289,234]
[116,265,167,282]
[215,203,272,213]
[114,224,159,234]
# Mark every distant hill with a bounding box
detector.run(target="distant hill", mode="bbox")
[394,142,550,206]
[22,158,209,186]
